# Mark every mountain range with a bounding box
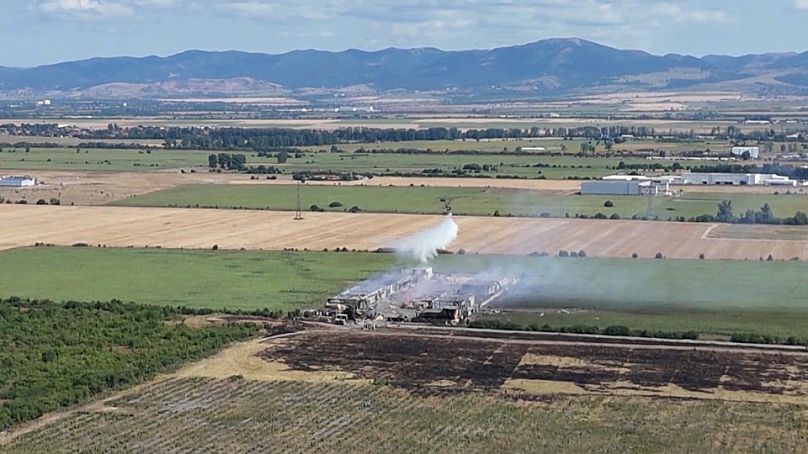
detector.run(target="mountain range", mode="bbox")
[2,38,808,97]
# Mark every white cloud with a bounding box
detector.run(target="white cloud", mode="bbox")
[796,0,808,10]
[37,0,181,19]
[650,3,730,23]
[38,0,135,19]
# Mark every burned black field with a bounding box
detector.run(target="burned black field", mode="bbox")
[258,330,808,400]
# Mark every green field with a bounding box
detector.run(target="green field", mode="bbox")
[444,255,808,339]
[275,153,656,179]
[304,138,729,155]
[114,183,808,220]
[0,147,209,171]
[2,248,808,338]
[0,146,659,179]
[0,248,395,311]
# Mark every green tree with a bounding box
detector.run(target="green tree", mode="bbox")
[716,200,735,223]
[208,154,218,169]
[217,153,231,169]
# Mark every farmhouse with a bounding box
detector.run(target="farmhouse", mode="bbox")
[0,176,36,187]
[731,146,759,159]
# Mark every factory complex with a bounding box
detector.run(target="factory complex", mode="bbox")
[582,171,804,196]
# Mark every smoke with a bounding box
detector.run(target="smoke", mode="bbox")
[394,215,459,264]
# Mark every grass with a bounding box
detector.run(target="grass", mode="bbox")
[2,248,808,338]
[437,255,808,338]
[114,183,808,220]
[0,147,210,171]
[271,152,653,179]
[0,247,395,311]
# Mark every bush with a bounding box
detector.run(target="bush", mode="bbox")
[328,201,343,208]
[49,198,61,205]
[603,325,630,336]
[309,204,325,212]
[212,244,219,251]
[35,199,47,205]
[632,252,639,259]
[558,250,569,257]
[348,206,362,213]
[655,252,664,259]
[699,253,705,260]
[578,250,587,257]
[604,200,614,207]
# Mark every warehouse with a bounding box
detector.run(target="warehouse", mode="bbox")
[677,173,797,186]
[0,176,36,187]
[581,176,661,196]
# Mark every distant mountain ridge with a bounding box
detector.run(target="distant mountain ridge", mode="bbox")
[2,38,808,97]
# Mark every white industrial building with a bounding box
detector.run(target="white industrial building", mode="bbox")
[582,171,801,195]
[676,172,797,186]
[581,176,662,196]
[731,146,759,159]
[0,176,36,187]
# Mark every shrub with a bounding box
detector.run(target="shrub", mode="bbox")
[328,201,343,208]
[603,325,630,336]
[35,199,47,205]
[655,252,664,259]
[348,206,362,213]
[604,200,614,207]
[558,250,569,257]
[212,244,219,251]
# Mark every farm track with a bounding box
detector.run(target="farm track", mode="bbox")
[3,204,808,260]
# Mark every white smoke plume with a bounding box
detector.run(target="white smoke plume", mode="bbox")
[394,215,459,264]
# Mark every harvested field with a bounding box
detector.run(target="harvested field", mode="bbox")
[3,205,808,260]
[6,328,808,452]
[709,223,808,241]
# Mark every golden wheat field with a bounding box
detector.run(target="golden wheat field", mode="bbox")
[2,205,807,259]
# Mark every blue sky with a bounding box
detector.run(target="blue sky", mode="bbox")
[3,0,808,67]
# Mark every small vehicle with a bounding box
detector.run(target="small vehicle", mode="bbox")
[334,313,348,325]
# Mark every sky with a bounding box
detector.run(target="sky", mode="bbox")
[2,0,808,67]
